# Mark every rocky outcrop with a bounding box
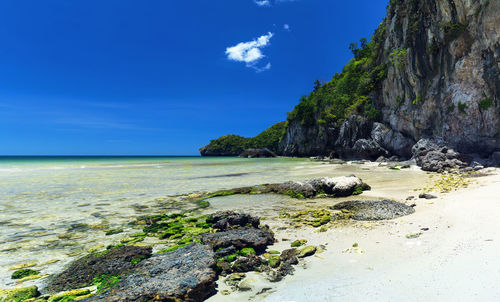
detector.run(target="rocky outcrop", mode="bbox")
[238,148,277,158]
[333,200,415,220]
[88,243,217,302]
[45,245,152,293]
[412,138,471,172]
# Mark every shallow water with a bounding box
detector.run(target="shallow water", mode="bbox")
[0,156,428,288]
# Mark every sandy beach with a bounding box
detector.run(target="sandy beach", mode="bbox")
[209,167,500,302]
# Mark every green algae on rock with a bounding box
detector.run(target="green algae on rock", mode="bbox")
[298,246,317,258]
[47,288,92,302]
[11,269,40,280]
[0,286,38,302]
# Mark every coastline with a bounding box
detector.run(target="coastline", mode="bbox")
[2,157,499,301]
[234,167,500,301]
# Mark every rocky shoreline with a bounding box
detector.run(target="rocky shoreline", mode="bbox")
[1,174,423,302]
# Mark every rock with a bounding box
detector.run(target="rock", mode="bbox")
[269,175,369,198]
[493,152,500,165]
[214,246,237,259]
[371,123,415,158]
[209,211,260,231]
[333,200,415,220]
[232,255,266,273]
[88,243,216,302]
[11,269,40,280]
[201,227,274,253]
[239,148,277,158]
[352,139,389,160]
[413,139,470,172]
[237,279,256,291]
[48,289,91,302]
[290,239,307,248]
[298,246,317,258]
[268,255,281,268]
[419,193,437,199]
[406,196,415,200]
[406,232,423,239]
[45,245,152,293]
[0,286,38,302]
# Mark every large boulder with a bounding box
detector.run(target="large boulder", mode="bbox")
[352,139,389,160]
[45,245,152,293]
[239,148,277,158]
[333,200,415,220]
[88,243,216,302]
[371,123,415,159]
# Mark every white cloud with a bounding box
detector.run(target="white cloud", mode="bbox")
[283,24,290,31]
[225,32,274,72]
[254,0,271,6]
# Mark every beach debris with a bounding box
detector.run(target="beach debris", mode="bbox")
[405,232,423,239]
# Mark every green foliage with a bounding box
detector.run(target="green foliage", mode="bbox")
[479,92,493,110]
[390,48,408,69]
[92,274,121,294]
[201,121,287,154]
[239,248,256,257]
[458,102,467,114]
[11,269,39,280]
[287,25,387,127]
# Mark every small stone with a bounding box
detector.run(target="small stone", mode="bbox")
[406,232,423,239]
[238,279,256,291]
[268,255,281,268]
[352,243,359,247]
[419,193,437,199]
[290,239,307,248]
[298,246,317,258]
[221,290,231,295]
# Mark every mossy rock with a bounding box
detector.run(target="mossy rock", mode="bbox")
[48,289,91,302]
[268,255,281,268]
[239,248,256,257]
[268,250,280,255]
[290,239,307,248]
[11,269,40,280]
[0,286,38,302]
[298,246,317,258]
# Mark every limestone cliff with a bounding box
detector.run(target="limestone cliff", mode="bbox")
[279,0,499,157]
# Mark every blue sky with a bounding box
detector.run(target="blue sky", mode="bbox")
[0,0,388,155]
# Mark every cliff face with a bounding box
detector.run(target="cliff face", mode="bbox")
[279,0,499,157]
[379,0,499,154]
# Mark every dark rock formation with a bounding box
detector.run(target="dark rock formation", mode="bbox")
[239,148,277,158]
[209,211,260,231]
[412,139,470,172]
[332,200,415,220]
[45,245,152,293]
[201,227,274,253]
[87,243,216,302]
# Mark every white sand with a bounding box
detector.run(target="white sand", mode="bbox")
[262,168,500,302]
[208,167,500,302]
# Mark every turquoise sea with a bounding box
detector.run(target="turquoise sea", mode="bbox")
[0,156,322,287]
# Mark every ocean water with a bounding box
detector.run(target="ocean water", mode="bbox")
[0,156,321,287]
[0,156,428,289]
